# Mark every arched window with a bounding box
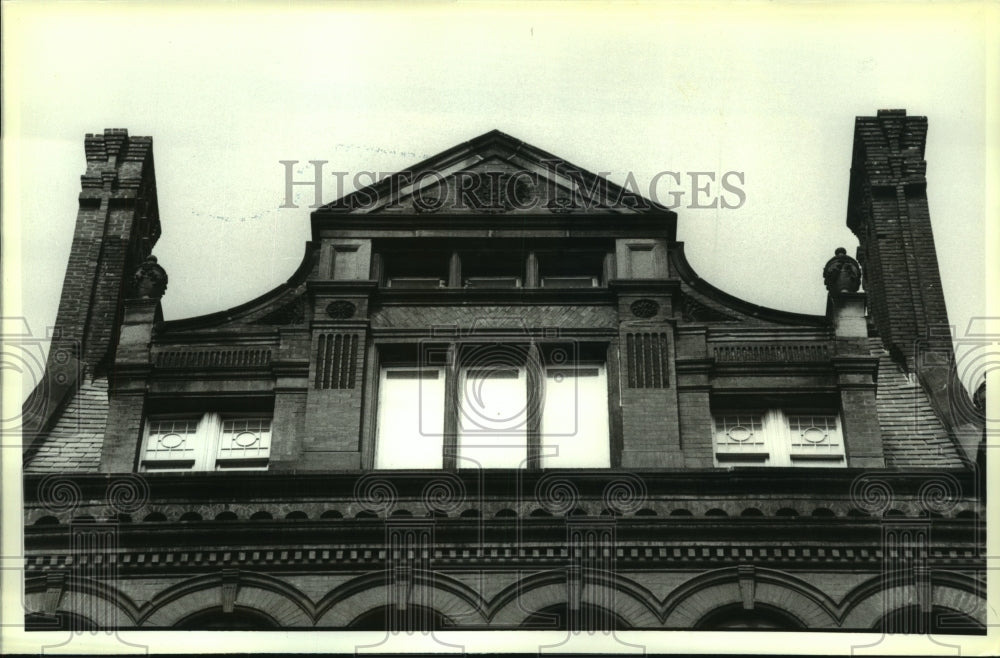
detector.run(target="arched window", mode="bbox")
[875,605,985,635]
[520,603,630,630]
[176,607,279,630]
[696,604,804,630]
[347,605,452,631]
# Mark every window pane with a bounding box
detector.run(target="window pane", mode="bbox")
[787,414,845,464]
[375,368,445,469]
[217,417,271,470]
[540,366,610,467]
[458,366,527,468]
[713,414,767,463]
[143,419,200,469]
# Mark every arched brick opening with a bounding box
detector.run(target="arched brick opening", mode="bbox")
[489,574,660,628]
[176,606,281,629]
[316,573,485,628]
[662,570,837,629]
[140,573,313,627]
[694,603,805,630]
[841,580,987,630]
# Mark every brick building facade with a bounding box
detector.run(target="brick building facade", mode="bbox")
[21,111,986,633]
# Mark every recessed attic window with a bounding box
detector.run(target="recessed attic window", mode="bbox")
[461,249,523,289]
[380,248,448,288]
[538,248,605,288]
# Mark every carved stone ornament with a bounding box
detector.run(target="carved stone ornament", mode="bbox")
[546,197,575,214]
[413,195,443,213]
[325,300,356,319]
[630,299,660,318]
[823,247,862,294]
[130,255,168,299]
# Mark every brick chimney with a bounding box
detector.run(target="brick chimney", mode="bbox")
[50,128,161,376]
[846,109,978,464]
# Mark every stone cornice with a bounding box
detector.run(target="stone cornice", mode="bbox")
[22,469,978,504]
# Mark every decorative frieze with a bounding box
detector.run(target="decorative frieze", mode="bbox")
[154,348,271,369]
[713,343,830,363]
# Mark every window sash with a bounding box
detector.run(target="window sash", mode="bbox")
[540,365,610,468]
[713,409,844,467]
[457,364,529,468]
[374,367,446,469]
[141,413,271,472]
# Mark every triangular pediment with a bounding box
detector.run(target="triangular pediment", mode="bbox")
[315,130,671,216]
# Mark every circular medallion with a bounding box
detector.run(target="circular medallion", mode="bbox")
[326,300,356,319]
[630,299,660,318]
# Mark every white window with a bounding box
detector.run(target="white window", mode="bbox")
[540,365,610,467]
[373,348,611,469]
[457,365,529,468]
[713,409,845,467]
[141,413,271,472]
[374,367,446,469]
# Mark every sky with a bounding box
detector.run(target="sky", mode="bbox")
[2,1,996,395]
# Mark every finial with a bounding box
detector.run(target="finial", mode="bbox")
[130,255,168,299]
[823,247,862,294]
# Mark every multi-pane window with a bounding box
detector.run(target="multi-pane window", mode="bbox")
[713,409,845,467]
[374,346,611,469]
[141,413,271,472]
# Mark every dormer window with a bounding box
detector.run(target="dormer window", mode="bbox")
[712,409,845,467]
[140,412,272,472]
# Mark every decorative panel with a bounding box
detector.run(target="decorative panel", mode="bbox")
[315,333,358,389]
[625,332,669,388]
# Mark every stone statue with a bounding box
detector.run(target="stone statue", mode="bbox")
[131,255,168,299]
[823,247,862,294]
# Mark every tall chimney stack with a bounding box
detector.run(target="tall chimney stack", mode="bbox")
[847,109,978,463]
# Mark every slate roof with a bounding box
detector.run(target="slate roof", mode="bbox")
[24,377,107,472]
[870,339,965,468]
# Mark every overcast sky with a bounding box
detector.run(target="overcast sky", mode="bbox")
[3,1,994,394]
